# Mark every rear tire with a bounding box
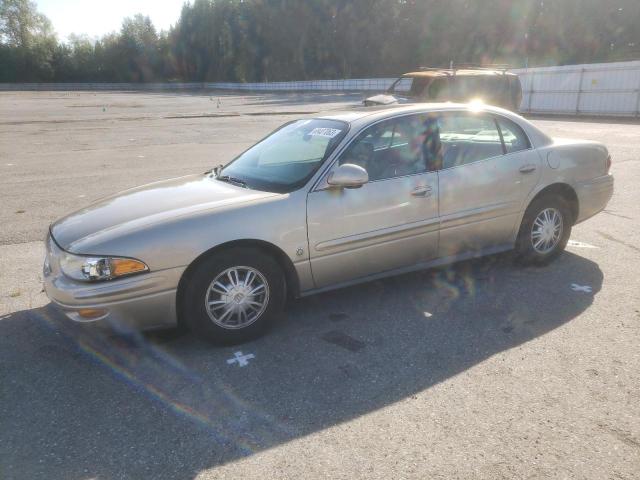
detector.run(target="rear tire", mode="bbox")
[182,247,286,345]
[515,194,572,265]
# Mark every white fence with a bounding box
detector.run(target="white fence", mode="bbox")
[0,82,207,91]
[514,60,640,117]
[2,60,640,117]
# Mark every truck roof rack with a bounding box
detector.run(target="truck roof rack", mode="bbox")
[418,63,512,74]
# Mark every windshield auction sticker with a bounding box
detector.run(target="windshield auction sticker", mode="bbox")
[309,127,342,138]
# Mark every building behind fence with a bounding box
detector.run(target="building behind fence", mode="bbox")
[2,60,639,117]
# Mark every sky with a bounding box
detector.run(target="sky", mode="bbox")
[35,0,187,41]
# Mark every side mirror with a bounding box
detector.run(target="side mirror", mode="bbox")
[327,163,369,189]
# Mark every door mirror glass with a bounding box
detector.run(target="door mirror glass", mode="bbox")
[327,163,369,188]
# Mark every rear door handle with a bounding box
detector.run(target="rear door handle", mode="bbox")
[411,186,432,197]
[519,165,537,174]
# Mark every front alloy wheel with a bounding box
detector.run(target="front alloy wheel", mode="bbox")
[182,248,285,345]
[205,266,270,329]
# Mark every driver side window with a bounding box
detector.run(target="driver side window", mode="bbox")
[338,114,439,181]
[339,120,394,181]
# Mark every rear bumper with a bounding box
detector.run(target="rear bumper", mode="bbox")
[575,174,614,224]
[43,235,184,330]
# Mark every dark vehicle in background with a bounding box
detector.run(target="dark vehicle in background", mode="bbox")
[364,66,523,111]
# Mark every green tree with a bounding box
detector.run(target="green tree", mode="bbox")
[0,0,57,81]
[1,0,640,83]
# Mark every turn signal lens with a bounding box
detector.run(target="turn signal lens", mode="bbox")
[111,258,148,277]
[77,308,108,319]
[605,154,612,174]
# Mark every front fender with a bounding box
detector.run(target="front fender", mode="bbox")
[66,190,310,278]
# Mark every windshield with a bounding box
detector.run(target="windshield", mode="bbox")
[218,119,348,193]
[387,76,429,97]
[387,77,412,95]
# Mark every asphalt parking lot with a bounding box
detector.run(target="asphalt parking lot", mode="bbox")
[1,91,639,480]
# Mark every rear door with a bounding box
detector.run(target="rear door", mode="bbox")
[437,111,540,257]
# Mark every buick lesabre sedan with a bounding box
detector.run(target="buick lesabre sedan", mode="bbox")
[44,104,613,344]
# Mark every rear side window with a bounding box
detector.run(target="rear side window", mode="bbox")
[408,77,430,97]
[438,113,503,168]
[427,78,452,100]
[453,77,499,98]
[452,76,510,105]
[453,77,484,98]
[510,76,523,110]
[496,117,530,153]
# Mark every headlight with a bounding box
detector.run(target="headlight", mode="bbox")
[59,252,149,282]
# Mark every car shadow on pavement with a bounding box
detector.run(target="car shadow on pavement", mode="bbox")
[0,251,602,480]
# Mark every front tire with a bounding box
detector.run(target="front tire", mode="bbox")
[182,248,286,345]
[515,194,572,265]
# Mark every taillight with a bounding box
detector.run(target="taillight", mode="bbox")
[605,154,612,174]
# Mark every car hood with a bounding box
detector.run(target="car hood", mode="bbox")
[51,174,278,252]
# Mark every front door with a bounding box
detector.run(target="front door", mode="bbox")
[307,114,440,289]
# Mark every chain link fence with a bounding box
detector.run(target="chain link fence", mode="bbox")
[2,60,639,117]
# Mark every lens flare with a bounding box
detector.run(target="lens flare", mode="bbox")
[34,308,294,454]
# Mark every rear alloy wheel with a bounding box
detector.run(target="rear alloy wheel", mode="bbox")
[531,207,563,255]
[182,248,285,345]
[515,194,572,265]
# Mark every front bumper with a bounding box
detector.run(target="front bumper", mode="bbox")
[43,234,184,330]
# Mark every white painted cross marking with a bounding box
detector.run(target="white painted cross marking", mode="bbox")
[571,283,592,293]
[226,351,255,367]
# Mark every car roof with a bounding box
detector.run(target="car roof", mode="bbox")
[402,69,517,78]
[319,102,501,123]
[319,103,552,147]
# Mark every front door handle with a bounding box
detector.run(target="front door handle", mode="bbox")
[411,186,432,197]
[519,165,537,174]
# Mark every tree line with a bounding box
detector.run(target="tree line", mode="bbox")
[1,0,639,83]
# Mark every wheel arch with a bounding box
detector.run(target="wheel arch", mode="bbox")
[175,239,300,328]
[526,183,579,224]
